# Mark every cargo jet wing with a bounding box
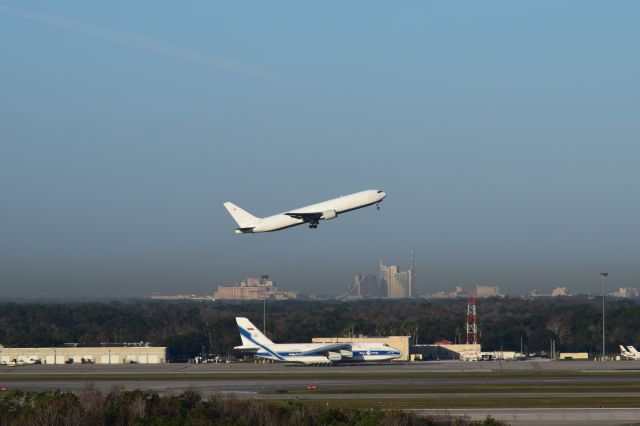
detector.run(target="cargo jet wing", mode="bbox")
[299,343,352,356]
[284,212,323,221]
[284,211,328,229]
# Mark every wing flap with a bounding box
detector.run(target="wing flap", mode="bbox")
[284,212,323,221]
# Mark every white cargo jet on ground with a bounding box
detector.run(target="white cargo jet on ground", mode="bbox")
[620,345,635,359]
[620,345,640,360]
[224,189,386,233]
[234,317,401,365]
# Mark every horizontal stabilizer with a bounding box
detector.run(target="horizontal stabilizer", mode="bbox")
[234,344,259,352]
[234,227,255,234]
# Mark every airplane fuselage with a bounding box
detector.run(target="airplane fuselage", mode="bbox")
[253,342,401,364]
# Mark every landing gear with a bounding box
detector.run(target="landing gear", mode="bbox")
[376,203,381,210]
[308,222,318,229]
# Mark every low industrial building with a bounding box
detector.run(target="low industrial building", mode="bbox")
[312,336,410,361]
[559,352,589,360]
[412,343,483,361]
[214,275,298,300]
[0,344,167,365]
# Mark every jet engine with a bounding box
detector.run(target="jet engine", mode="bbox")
[327,351,342,361]
[321,210,337,220]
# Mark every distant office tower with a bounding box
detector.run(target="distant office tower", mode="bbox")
[475,284,501,298]
[214,275,297,300]
[611,287,639,298]
[353,274,378,297]
[379,262,413,298]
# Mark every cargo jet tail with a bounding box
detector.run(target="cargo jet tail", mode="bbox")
[619,345,640,360]
[223,202,260,233]
[235,317,274,351]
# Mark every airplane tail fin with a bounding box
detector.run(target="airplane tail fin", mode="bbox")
[629,346,639,354]
[223,202,259,228]
[236,317,274,348]
[621,345,629,353]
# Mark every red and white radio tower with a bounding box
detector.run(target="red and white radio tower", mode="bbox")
[466,293,478,347]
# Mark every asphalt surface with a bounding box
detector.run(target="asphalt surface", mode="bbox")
[3,359,640,393]
[4,358,640,374]
[410,408,640,426]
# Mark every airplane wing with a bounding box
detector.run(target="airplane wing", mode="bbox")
[284,212,323,222]
[299,343,352,356]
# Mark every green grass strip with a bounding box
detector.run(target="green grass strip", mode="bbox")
[268,396,640,409]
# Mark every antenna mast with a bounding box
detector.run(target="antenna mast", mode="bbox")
[466,292,478,348]
[410,248,415,298]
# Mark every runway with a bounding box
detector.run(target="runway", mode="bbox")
[3,360,640,393]
[4,358,640,374]
[3,360,640,425]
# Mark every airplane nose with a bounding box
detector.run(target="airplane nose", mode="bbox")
[379,191,387,199]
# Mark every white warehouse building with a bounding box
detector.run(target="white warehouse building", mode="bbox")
[0,344,167,365]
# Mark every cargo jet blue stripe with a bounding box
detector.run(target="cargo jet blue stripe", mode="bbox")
[238,327,285,361]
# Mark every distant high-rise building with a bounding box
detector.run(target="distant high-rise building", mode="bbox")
[475,284,501,298]
[353,274,378,297]
[379,262,413,298]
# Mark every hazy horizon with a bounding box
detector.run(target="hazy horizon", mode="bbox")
[2,2,639,298]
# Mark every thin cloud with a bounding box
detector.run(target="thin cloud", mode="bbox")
[0,5,290,83]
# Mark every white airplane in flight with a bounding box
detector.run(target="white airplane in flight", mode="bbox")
[234,317,401,365]
[224,189,386,233]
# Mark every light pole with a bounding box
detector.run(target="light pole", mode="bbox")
[263,298,266,336]
[601,272,608,360]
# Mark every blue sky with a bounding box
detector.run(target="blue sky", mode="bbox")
[1,2,639,297]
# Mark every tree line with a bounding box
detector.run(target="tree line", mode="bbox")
[0,388,500,426]
[0,297,638,359]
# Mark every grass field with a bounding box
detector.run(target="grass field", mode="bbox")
[261,382,640,395]
[268,396,640,409]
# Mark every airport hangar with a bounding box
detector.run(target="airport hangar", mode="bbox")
[0,344,167,365]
